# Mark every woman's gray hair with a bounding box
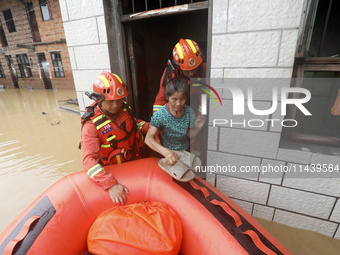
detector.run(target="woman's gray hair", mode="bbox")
[164,77,189,100]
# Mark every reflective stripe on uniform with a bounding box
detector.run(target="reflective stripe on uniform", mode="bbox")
[96,120,111,130]
[87,164,104,178]
[116,155,121,164]
[186,39,197,53]
[98,75,110,88]
[137,121,146,131]
[101,144,111,148]
[92,114,104,123]
[175,43,184,59]
[106,135,116,142]
[153,105,162,112]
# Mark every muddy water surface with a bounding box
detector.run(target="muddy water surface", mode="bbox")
[0,89,82,233]
[1,89,340,254]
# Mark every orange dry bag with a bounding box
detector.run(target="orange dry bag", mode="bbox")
[87,201,182,255]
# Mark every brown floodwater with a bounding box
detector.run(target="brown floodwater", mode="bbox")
[1,88,340,254]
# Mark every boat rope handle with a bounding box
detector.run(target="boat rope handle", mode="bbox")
[210,199,242,227]
[189,180,210,197]
[243,230,277,255]
[189,180,278,254]
[3,215,41,255]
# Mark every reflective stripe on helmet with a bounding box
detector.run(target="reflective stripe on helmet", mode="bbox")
[186,39,197,54]
[88,164,104,178]
[98,75,111,88]
[112,74,123,84]
[175,43,184,59]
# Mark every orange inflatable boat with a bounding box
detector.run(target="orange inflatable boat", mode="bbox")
[0,157,292,254]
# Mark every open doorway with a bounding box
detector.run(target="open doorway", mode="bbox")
[123,9,208,121]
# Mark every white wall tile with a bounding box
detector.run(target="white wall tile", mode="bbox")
[268,186,336,219]
[59,0,69,22]
[67,47,77,70]
[310,153,340,165]
[97,16,108,44]
[277,148,312,164]
[230,198,253,215]
[208,126,218,150]
[252,204,275,220]
[73,45,110,70]
[212,0,228,34]
[282,178,340,197]
[278,30,299,67]
[63,18,99,47]
[212,32,281,68]
[274,210,338,237]
[207,151,261,180]
[228,0,304,32]
[330,200,340,223]
[72,70,103,92]
[217,177,270,204]
[223,68,293,78]
[219,128,280,159]
[65,0,104,20]
[258,159,284,185]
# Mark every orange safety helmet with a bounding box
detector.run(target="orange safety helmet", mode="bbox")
[172,39,203,70]
[93,72,128,100]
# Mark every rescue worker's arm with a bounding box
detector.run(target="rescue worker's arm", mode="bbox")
[145,125,178,165]
[188,115,206,139]
[135,119,150,135]
[81,121,129,205]
[81,121,118,189]
[153,68,168,113]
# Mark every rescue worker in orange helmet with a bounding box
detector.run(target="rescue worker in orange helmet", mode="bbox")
[80,72,149,205]
[153,39,207,158]
[153,38,207,114]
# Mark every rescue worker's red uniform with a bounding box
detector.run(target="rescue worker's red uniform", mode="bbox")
[81,101,147,190]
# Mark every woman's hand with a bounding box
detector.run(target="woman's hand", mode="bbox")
[195,115,207,129]
[164,150,178,165]
[108,184,129,205]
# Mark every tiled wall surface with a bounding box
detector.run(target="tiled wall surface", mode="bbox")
[59,0,110,112]
[210,0,340,238]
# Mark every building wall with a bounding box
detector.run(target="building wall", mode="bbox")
[0,0,75,90]
[58,0,110,113]
[210,0,340,239]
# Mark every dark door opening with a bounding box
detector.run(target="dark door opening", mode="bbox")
[5,55,19,88]
[124,9,208,122]
[37,53,53,89]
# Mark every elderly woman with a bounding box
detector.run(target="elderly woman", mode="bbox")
[145,77,206,165]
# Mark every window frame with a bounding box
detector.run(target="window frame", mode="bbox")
[50,52,65,78]
[39,0,52,21]
[0,61,5,78]
[2,9,16,33]
[282,0,340,145]
[16,54,32,78]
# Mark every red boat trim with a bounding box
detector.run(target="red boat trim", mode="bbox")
[174,178,284,255]
[0,196,56,255]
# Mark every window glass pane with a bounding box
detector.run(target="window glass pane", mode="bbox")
[39,0,51,21]
[292,72,340,138]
